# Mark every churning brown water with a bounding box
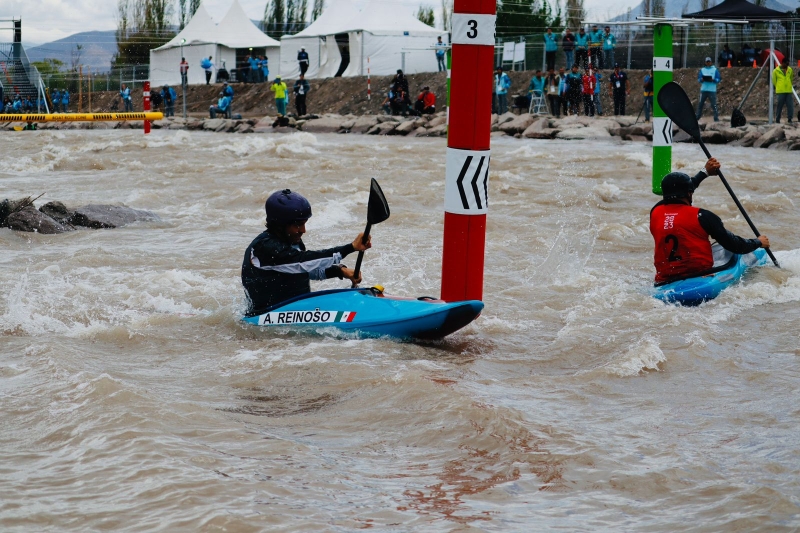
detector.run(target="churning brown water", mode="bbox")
[1,129,799,531]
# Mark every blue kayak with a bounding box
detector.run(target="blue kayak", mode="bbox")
[652,245,768,306]
[242,286,484,340]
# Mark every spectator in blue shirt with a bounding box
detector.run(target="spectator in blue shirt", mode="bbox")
[61,89,70,113]
[161,85,177,117]
[543,28,558,72]
[52,89,61,113]
[602,27,617,71]
[209,92,232,118]
[120,84,132,112]
[494,66,512,114]
[435,36,446,72]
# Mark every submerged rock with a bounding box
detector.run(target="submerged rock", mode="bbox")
[39,201,74,225]
[71,205,160,229]
[6,206,69,234]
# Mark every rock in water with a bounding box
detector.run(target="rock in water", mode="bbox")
[6,206,68,234]
[71,205,160,229]
[39,201,74,224]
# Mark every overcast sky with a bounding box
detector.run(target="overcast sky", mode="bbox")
[1,0,641,46]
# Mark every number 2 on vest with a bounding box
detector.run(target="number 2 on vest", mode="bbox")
[665,234,682,262]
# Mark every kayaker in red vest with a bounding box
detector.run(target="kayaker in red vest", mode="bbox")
[650,158,770,284]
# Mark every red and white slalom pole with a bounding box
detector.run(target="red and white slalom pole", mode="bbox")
[143,81,151,135]
[441,0,496,302]
[367,57,371,101]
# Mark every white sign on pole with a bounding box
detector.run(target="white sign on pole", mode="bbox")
[513,42,526,63]
[502,42,515,62]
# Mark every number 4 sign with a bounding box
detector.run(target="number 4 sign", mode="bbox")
[451,13,496,46]
[653,57,672,72]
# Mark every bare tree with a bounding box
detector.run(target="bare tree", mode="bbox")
[565,0,584,30]
[189,0,201,16]
[416,5,435,26]
[440,0,452,30]
[178,0,188,29]
[651,0,665,17]
[311,0,324,21]
[70,44,83,71]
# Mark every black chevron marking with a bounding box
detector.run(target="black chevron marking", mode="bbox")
[471,156,485,209]
[483,156,490,207]
[456,155,473,209]
[662,120,671,144]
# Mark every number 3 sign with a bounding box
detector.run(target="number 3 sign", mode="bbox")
[451,14,496,46]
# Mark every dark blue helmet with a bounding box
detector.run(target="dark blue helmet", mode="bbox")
[265,189,312,224]
[661,172,694,198]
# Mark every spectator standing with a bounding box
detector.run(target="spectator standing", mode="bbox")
[589,25,603,68]
[120,84,133,112]
[209,92,231,118]
[222,82,234,99]
[543,28,558,72]
[271,76,288,116]
[566,64,583,116]
[381,86,395,115]
[298,47,309,75]
[415,86,436,115]
[180,57,189,86]
[528,69,546,108]
[772,57,794,123]
[602,27,616,70]
[562,29,575,70]
[582,68,596,117]
[609,63,630,115]
[435,36,447,72]
[241,55,252,83]
[593,70,603,116]
[696,57,720,122]
[261,56,270,82]
[718,45,735,67]
[575,28,590,70]
[392,69,410,95]
[52,88,61,113]
[162,85,176,117]
[12,94,22,112]
[741,43,756,66]
[61,89,70,113]
[293,74,310,116]
[559,66,569,116]
[546,68,561,117]
[201,56,214,85]
[643,70,654,122]
[249,54,260,83]
[495,66,511,114]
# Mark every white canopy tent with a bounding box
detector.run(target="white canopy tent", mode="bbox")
[149,0,280,87]
[280,0,445,79]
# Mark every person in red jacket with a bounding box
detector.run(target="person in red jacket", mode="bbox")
[581,67,596,117]
[414,86,436,115]
[650,157,770,284]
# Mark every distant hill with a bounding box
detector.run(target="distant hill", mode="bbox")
[612,0,798,20]
[26,31,118,72]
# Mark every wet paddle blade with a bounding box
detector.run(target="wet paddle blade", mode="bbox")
[367,178,390,225]
[730,108,746,128]
[657,81,702,140]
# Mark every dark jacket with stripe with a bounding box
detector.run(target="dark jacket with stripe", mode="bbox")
[242,229,355,316]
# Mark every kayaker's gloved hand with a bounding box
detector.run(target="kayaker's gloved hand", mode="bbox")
[340,266,362,286]
[758,235,770,248]
[705,157,721,176]
[352,232,372,252]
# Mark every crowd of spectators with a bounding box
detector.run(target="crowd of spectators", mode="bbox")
[381,69,437,117]
[2,93,40,113]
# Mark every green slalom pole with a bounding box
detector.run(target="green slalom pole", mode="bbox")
[652,23,673,194]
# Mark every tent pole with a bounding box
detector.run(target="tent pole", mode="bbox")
[360,31,364,76]
[714,25,719,67]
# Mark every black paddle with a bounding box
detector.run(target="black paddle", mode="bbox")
[657,81,779,268]
[351,178,390,287]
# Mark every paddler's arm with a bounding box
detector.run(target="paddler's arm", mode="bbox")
[698,209,768,254]
[691,157,721,189]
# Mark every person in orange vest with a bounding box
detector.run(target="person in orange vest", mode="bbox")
[414,86,436,115]
[650,158,770,284]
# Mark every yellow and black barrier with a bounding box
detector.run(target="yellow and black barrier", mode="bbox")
[0,112,164,123]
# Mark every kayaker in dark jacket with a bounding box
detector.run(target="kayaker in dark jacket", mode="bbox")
[650,157,769,284]
[242,189,371,315]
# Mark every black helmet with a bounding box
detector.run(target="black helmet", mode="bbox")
[661,172,694,198]
[265,189,312,224]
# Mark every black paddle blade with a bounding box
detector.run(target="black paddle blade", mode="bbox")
[657,81,701,140]
[731,108,746,128]
[367,178,390,225]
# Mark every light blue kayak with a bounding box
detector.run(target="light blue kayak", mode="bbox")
[242,286,484,340]
[652,244,768,306]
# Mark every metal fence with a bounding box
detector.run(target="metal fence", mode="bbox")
[496,22,799,72]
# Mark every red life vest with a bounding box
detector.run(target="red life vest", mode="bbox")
[650,203,713,283]
[582,74,595,95]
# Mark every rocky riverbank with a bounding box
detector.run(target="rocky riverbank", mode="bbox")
[7,111,798,151]
[0,198,159,234]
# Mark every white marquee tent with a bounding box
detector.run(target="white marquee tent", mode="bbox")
[280,0,445,79]
[149,0,280,87]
